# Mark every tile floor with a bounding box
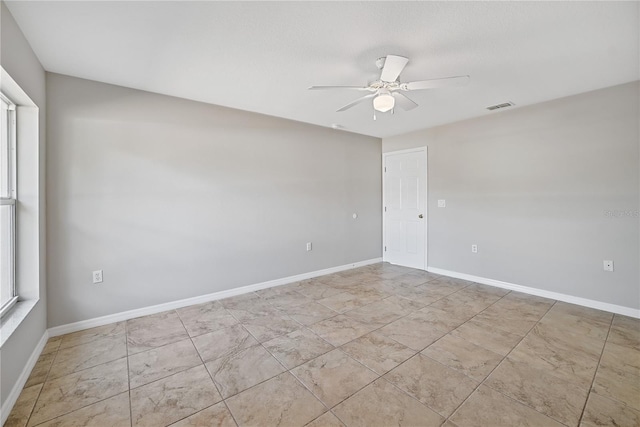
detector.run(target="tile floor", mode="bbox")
[5,263,640,427]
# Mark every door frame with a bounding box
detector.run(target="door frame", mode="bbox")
[382,146,428,270]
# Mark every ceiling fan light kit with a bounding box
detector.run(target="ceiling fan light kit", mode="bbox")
[373,89,395,112]
[310,55,469,119]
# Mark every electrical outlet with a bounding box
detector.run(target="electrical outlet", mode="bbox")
[92,270,103,284]
[306,242,312,251]
[471,244,478,253]
[438,200,446,208]
[603,260,614,272]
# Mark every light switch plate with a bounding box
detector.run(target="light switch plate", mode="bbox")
[438,200,446,208]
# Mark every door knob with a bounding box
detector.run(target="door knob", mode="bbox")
[418,214,424,218]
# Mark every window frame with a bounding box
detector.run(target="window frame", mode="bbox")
[0,92,18,318]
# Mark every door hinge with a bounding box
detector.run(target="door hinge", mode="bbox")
[384,246,387,252]
[384,206,387,212]
[384,167,387,172]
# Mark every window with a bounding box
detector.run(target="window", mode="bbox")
[0,93,17,317]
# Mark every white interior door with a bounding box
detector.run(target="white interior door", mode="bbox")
[383,148,427,269]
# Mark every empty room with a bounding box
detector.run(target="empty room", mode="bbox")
[1,1,638,426]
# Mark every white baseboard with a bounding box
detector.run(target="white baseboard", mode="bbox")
[1,330,49,425]
[427,267,640,319]
[48,258,382,337]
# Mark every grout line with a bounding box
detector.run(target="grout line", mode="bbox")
[174,307,242,427]
[446,299,575,426]
[23,340,60,427]
[577,313,615,425]
[124,320,133,427]
[14,264,630,427]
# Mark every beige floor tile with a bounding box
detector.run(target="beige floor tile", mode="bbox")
[612,314,640,331]
[384,294,427,311]
[205,344,285,398]
[12,265,640,427]
[449,385,564,427]
[278,301,338,326]
[255,285,296,299]
[226,372,326,426]
[549,301,613,324]
[219,292,268,311]
[340,332,416,375]
[292,349,378,408]
[48,334,127,380]
[508,324,601,387]
[528,321,605,359]
[344,284,393,299]
[129,338,202,388]
[461,283,509,298]
[472,305,540,336]
[191,324,258,362]
[416,285,466,302]
[127,311,189,355]
[450,319,522,356]
[4,384,42,427]
[40,337,62,356]
[305,412,345,427]
[24,352,56,388]
[609,315,640,351]
[608,325,640,351]
[263,328,334,369]
[131,365,221,426]
[170,402,237,427]
[35,392,131,427]
[428,295,492,317]
[348,282,396,298]
[333,378,444,427]
[384,354,478,418]
[539,310,610,340]
[240,310,301,343]
[426,276,471,290]
[29,358,129,426]
[379,313,447,351]
[308,315,377,346]
[598,341,640,377]
[415,306,472,332]
[317,292,374,313]
[295,283,344,300]
[391,284,443,306]
[485,357,589,426]
[176,301,238,337]
[422,334,503,381]
[225,303,282,323]
[261,289,312,310]
[500,292,555,310]
[59,322,125,350]
[343,297,421,326]
[592,364,640,410]
[581,392,640,427]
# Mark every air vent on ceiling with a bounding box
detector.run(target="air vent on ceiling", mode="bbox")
[486,102,515,111]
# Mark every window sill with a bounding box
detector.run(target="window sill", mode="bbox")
[0,299,38,348]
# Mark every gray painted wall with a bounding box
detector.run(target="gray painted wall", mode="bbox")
[46,73,382,327]
[0,1,47,408]
[384,81,640,310]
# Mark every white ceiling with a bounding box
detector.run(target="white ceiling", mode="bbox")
[5,1,639,138]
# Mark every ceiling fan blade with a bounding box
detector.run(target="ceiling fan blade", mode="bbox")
[380,55,409,82]
[393,92,418,111]
[403,75,470,91]
[337,93,377,112]
[309,85,371,91]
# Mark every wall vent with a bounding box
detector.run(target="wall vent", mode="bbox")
[486,102,515,111]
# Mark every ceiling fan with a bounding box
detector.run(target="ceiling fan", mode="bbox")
[309,55,469,119]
